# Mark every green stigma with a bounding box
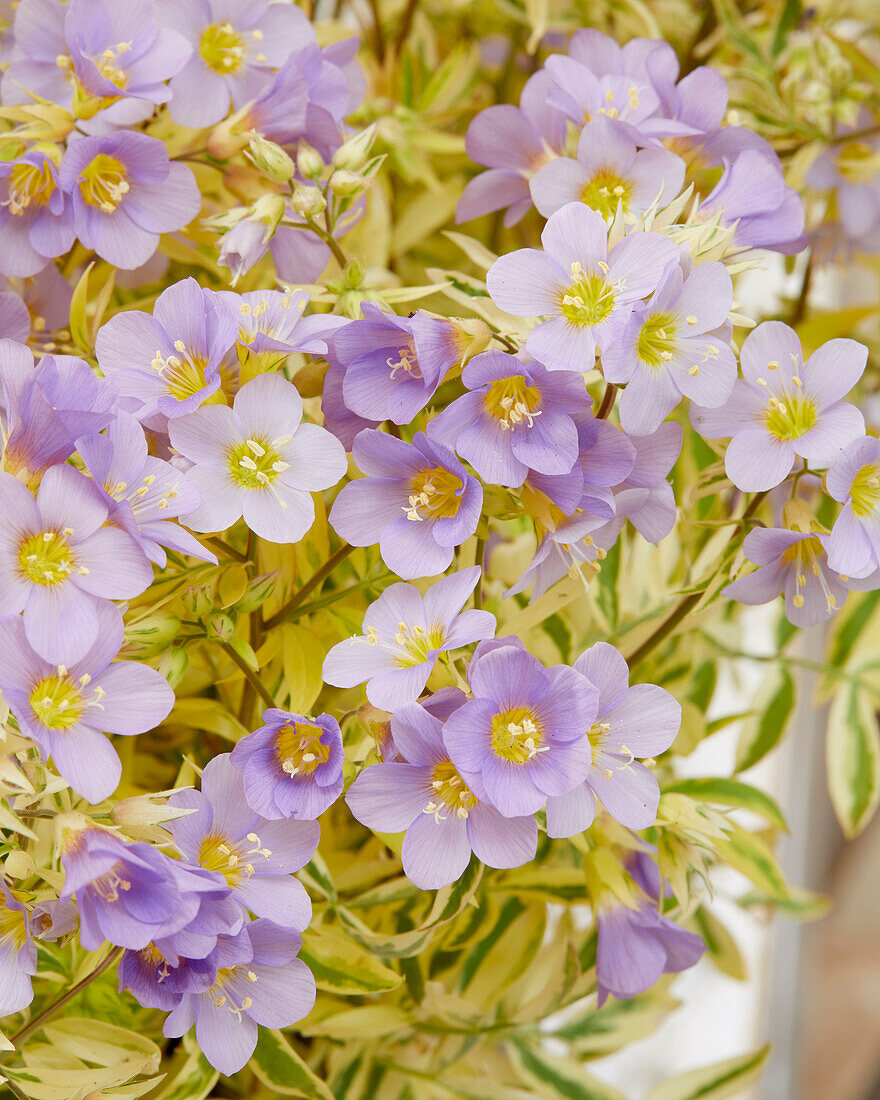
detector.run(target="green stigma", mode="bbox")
[763,392,818,441]
[850,463,880,518]
[227,436,290,491]
[18,530,75,586]
[636,312,678,369]
[560,263,615,327]
[199,22,246,74]
[581,170,633,219]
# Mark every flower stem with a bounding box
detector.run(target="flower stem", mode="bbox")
[304,214,348,269]
[596,383,618,420]
[262,543,356,631]
[217,641,276,710]
[205,537,248,563]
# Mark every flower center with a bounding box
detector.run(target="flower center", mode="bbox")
[227,435,291,491]
[91,862,132,902]
[484,375,542,430]
[276,721,330,777]
[560,262,615,327]
[386,343,421,381]
[372,619,446,666]
[210,964,259,1020]
[29,670,105,730]
[18,530,75,586]
[581,169,633,219]
[404,466,463,522]
[849,463,880,518]
[6,161,55,215]
[423,759,478,821]
[140,943,171,982]
[150,342,213,401]
[519,484,568,536]
[199,22,246,74]
[837,141,880,185]
[782,535,837,612]
[763,392,817,440]
[0,903,27,950]
[490,706,547,764]
[199,831,271,888]
[78,154,129,213]
[636,312,678,369]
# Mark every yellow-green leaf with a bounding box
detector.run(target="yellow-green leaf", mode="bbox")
[663,777,787,831]
[644,1044,770,1100]
[827,684,880,838]
[250,1029,333,1100]
[713,824,788,900]
[282,623,324,712]
[299,925,403,995]
[735,667,796,773]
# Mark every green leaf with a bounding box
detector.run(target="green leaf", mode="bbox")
[735,668,796,772]
[713,824,788,900]
[69,261,95,352]
[825,589,880,674]
[148,1038,217,1100]
[827,685,880,838]
[299,925,403,995]
[691,907,747,981]
[739,885,831,920]
[662,778,787,831]
[509,1041,628,1100]
[644,1044,770,1100]
[553,991,679,1055]
[250,1029,333,1100]
[771,0,803,56]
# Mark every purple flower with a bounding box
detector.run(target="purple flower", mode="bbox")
[429,351,589,487]
[442,639,596,817]
[700,151,805,253]
[0,151,75,277]
[2,263,73,339]
[95,278,237,423]
[346,700,537,889]
[321,359,378,450]
[0,291,31,343]
[599,421,682,545]
[596,893,704,1006]
[530,115,686,221]
[0,604,174,802]
[545,642,680,835]
[457,70,567,226]
[602,261,736,435]
[29,898,79,941]
[543,53,660,137]
[323,567,495,710]
[168,754,319,927]
[156,0,314,129]
[807,131,880,251]
[333,304,466,426]
[0,881,37,1018]
[230,709,344,821]
[216,212,274,285]
[691,322,866,492]
[76,411,215,567]
[0,340,117,478]
[487,202,678,373]
[120,944,220,1013]
[217,288,347,372]
[0,464,151,664]
[168,373,346,543]
[826,436,880,578]
[58,132,201,269]
[162,919,316,1077]
[329,429,483,579]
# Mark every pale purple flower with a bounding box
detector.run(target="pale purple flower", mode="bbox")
[0,881,36,1018]
[168,755,318,928]
[545,642,680,835]
[162,919,315,1077]
[602,260,736,435]
[807,127,880,252]
[230,709,344,822]
[826,436,880,578]
[599,421,682,545]
[155,0,314,129]
[76,411,216,567]
[429,351,590,487]
[217,287,348,371]
[0,604,174,802]
[217,215,273,285]
[457,70,567,226]
[3,264,73,340]
[29,898,79,941]
[346,700,537,890]
[487,202,678,373]
[0,151,75,277]
[95,278,237,423]
[690,323,866,492]
[530,115,686,221]
[543,50,660,137]
[0,290,31,343]
[58,132,201,269]
[0,464,152,664]
[321,359,378,450]
[442,639,596,817]
[700,151,805,253]
[334,304,467,426]
[168,373,346,543]
[323,567,495,710]
[329,429,482,579]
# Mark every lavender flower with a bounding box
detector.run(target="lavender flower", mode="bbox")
[826,436,880,578]
[329,429,483,579]
[95,277,237,423]
[691,323,866,492]
[156,0,314,129]
[321,359,379,450]
[545,642,680,835]
[0,881,37,1018]
[807,131,880,253]
[346,700,537,889]
[323,567,495,710]
[487,202,678,373]
[230,709,344,821]
[58,132,201,269]
[0,463,152,664]
[217,287,347,372]
[699,151,805,253]
[0,604,174,802]
[601,261,736,435]
[168,373,346,543]
[0,151,75,277]
[168,754,319,927]
[429,351,590,487]
[530,115,686,221]
[599,421,682,545]
[162,919,316,1077]
[0,290,31,343]
[442,639,596,817]
[29,898,79,941]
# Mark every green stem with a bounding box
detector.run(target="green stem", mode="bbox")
[304,213,348,269]
[205,537,248,563]
[262,543,356,631]
[473,538,486,611]
[393,0,418,51]
[218,641,276,709]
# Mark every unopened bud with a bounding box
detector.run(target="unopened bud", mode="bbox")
[205,612,236,642]
[329,170,366,198]
[112,792,199,830]
[247,132,296,183]
[782,498,814,533]
[298,141,325,180]
[290,182,327,218]
[157,647,189,689]
[343,256,366,290]
[332,124,377,172]
[181,585,214,619]
[251,192,286,233]
[234,571,281,614]
[124,613,181,658]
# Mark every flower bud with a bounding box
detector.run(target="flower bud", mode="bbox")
[251,192,286,234]
[247,132,296,183]
[298,141,325,180]
[205,612,236,642]
[112,792,199,829]
[290,182,327,218]
[157,647,189,689]
[181,584,214,619]
[124,612,181,658]
[234,571,281,614]
[332,124,377,172]
[329,170,367,198]
[343,256,366,290]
